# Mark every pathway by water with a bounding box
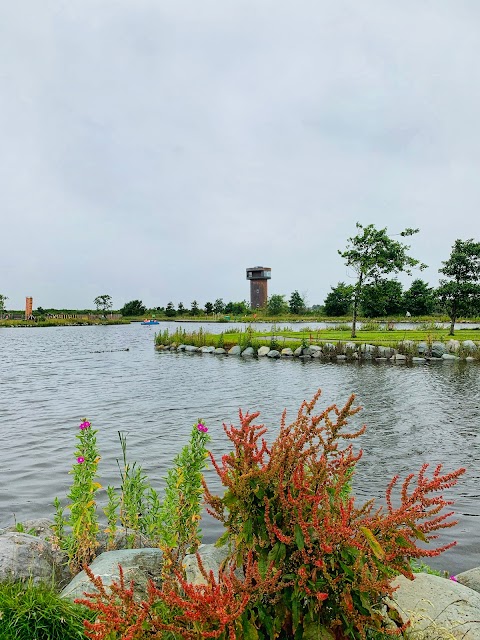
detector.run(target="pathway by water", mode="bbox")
[0,323,479,573]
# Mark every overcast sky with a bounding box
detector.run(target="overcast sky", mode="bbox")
[1,1,479,310]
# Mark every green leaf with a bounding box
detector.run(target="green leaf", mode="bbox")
[411,526,428,542]
[294,524,305,551]
[303,621,334,640]
[395,535,410,548]
[360,526,385,560]
[242,617,259,640]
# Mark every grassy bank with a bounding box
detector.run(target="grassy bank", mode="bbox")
[0,318,131,328]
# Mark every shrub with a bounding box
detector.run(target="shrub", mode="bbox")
[80,391,465,640]
[203,390,465,639]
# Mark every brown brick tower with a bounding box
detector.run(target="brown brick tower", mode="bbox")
[246,266,271,309]
[25,296,33,319]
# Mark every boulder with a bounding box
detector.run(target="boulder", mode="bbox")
[390,573,480,639]
[336,355,346,361]
[1,517,56,541]
[257,346,270,357]
[293,347,302,357]
[185,345,199,353]
[61,548,164,602]
[0,532,68,587]
[267,350,280,358]
[344,342,356,352]
[394,354,407,362]
[412,357,426,363]
[241,347,255,357]
[200,346,215,353]
[462,340,478,353]
[183,543,230,585]
[447,339,460,353]
[442,353,458,360]
[281,348,293,356]
[311,350,323,358]
[431,342,446,358]
[214,348,226,355]
[228,345,242,356]
[456,567,480,594]
[417,341,428,355]
[309,345,322,352]
[96,527,153,554]
[177,344,187,351]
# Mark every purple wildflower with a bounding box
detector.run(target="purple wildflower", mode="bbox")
[79,421,91,430]
[196,422,208,433]
[77,456,85,464]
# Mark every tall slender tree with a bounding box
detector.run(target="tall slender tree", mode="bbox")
[339,223,426,337]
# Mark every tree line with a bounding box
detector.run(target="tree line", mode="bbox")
[2,227,479,337]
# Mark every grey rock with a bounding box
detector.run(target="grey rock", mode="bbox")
[257,346,270,357]
[200,346,215,353]
[412,357,426,363]
[281,348,293,356]
[431,342,446,357]
[417,341,428,355]
[228,345,242,356]
[0,532,68,587]
[1,518,56,541]
[61,548,164,602]
[344,342,356,351]
[241,346,255,357]
[185,345,199,352]
[394,354,407,361]
[336,355,347,361]
[311,350,323,358]
[466,356,475,362]
[293,347,303,357]
[447,339,460,353]
[183,543,230,585]
[177,344,187,351]
[302,347,312,355]
[322,342,336,353]
[362,344,376,353]
[442,353,458,360]
[377,346,394,357]
[375,357,388,362]
[390,573,480,639]
[456,567,480,594]
[267,350,280,358]
[214,347,226,355]
[309,345,322,352]
[462,340,478,352]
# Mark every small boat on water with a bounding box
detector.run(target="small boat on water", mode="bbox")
[141,319,160,326]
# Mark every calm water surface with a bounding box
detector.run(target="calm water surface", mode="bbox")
[0,323,479,573]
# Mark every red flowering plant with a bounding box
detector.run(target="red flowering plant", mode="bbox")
[203,390,465,639]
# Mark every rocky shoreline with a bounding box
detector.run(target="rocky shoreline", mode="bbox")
[155,338,480,364]
[1,518,480,639]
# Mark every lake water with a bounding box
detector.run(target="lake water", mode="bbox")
[0,322,479,574]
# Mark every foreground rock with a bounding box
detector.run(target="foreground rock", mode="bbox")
[61,548,164,601]
[0,532,69,587]
[457,567,480,594]
[391,573,480,639]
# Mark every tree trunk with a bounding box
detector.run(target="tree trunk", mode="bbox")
[449,315,456,336]
[351,276,362,338]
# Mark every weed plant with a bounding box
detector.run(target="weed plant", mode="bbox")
[80,390,465,640]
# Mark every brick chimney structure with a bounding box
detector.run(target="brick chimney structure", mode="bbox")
[25,296,33,319]
[246,266,271,309]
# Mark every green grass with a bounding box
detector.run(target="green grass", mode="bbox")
[220,327,480,346]
[0,580,95,640]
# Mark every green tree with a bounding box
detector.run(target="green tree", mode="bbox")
[0,294,7,318]
[360,279,403,318]
[177,302,185,316]
[339,223,426,337]
[225,300,250,315]
[190,300,200,316]
[165,302,176,317]
[204,302,214,315]
[213,298,225,314]
[120,300,147,317]
[94,294,113,317]
[289,290,305,315]
[437,239,480,335]
[323,283,354,317]
[403,279,435,317]
[267,294,288,316]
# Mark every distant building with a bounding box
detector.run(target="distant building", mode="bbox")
[246,266,271,308]
[25,296,33,319]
